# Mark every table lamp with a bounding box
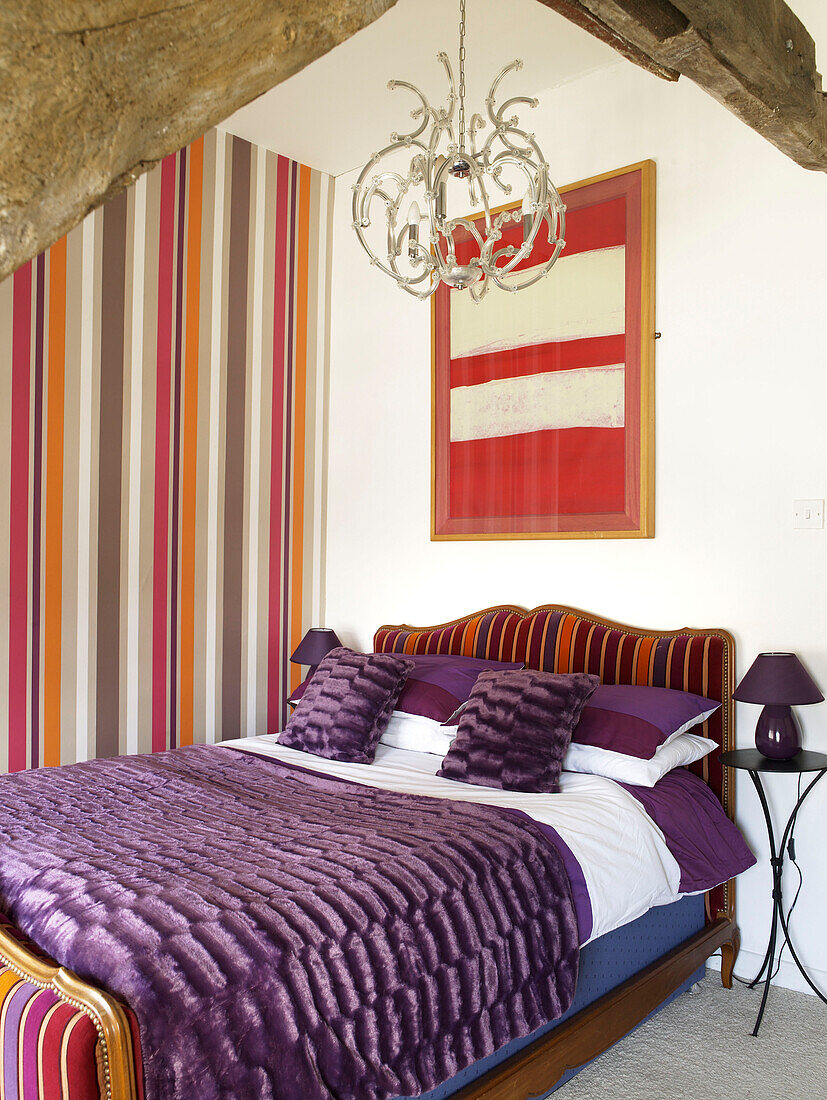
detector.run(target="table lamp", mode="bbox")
[290,628,342,670]
[733,652,823,760]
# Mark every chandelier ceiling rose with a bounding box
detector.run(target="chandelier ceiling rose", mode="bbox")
[352,0,566,301]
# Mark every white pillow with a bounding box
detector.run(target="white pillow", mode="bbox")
[563,732,715,787]
[659,705,721,748]
[379,711,457,756]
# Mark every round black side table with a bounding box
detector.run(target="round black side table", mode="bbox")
[720,748,827,1037]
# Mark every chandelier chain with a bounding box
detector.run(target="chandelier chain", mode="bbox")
[458,0,466,155]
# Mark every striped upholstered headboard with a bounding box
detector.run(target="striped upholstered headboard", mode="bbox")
[374,604,735,923]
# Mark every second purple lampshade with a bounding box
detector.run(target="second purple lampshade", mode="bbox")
[734,652,823,759]
[290,628,342,667]
[733,653,823,706]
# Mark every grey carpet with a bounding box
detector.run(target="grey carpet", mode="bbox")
[556,971,827,1098]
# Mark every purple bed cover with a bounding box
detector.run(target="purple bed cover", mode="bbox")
[0,746,753,1100]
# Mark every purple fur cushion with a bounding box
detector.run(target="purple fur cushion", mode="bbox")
[438,669,599,793]
[280,647,414,763]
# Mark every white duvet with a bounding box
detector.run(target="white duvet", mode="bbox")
[226,734,686,945]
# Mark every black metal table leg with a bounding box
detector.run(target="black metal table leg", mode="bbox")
[720,750,827,1038]
[748,770,780,1035]
[746,767,827,1035]
[775,770,827,1004]
[746,768,777,990]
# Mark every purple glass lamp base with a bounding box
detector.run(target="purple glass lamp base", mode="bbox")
[755,704,802,760]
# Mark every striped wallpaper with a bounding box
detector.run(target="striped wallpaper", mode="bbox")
[0,130,334,774]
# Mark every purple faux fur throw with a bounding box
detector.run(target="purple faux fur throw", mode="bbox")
[0,746,579,1099]
[280,646,414,762]
[439,670,599,793]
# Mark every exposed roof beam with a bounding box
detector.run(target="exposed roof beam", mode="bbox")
[0,0,398,281]
[538,0,827,172]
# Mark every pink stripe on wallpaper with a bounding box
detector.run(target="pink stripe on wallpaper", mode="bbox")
[31,254,47,770]
[179,135,204,749]
[267,154,290,732]
[169,146,188,749]
[44,235,67,769]
[280,161,298,718]
[0,130,330,775]
[9,263,32,773]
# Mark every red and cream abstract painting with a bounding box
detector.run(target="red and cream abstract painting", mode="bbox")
[432,161,654,539]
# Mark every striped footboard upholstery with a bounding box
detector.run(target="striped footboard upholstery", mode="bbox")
[375,603,735,923]
[0,917,101,1099]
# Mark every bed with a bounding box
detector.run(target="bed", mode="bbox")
[0,604,747,1100]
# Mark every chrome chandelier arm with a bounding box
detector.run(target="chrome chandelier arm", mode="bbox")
[435,52,457,121]
[486,62,536,141]
[489,207,566,293]
[386,80,432,142]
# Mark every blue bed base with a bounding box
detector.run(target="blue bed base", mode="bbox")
[401,894,706,1099]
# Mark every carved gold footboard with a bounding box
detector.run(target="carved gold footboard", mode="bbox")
[0,917,138,1100]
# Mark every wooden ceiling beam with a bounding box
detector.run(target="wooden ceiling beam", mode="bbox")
[0,0,398,281]
[534,1,681,80]
[538,0,827,172]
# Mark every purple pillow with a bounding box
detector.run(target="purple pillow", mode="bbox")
[438,670,599,793]
[572,685,720,760]
[280,647,414,763]
[289,652,524,724]
[393,653,524,722]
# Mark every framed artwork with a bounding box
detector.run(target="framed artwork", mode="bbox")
[432,160,655,540]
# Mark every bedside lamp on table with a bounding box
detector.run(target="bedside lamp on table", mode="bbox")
[733,652,823,760]
[290,628,342,674]
[288,629,342,709]
[722,653,826,1035]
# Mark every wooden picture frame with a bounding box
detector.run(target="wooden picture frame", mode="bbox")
[432,160,656,540]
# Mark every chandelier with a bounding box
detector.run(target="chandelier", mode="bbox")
[352,0,565,302]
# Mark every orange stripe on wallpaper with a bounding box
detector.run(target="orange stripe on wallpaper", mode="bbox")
[289,164,311,693]
[44,237,67,767]
[179,136,203,748]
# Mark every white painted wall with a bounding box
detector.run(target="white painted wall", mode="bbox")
[324,59,827,993]
[220,0,616,175]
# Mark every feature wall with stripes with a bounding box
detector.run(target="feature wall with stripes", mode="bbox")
[0,130,334,774]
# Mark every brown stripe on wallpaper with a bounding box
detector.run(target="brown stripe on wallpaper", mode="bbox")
[221,137,251,743]
[96,189,128,759]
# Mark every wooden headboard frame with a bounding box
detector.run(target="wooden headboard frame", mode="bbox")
[375,603,736,924]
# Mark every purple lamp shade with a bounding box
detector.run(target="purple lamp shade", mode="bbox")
[290,628,342,667]
[733,653,823,760]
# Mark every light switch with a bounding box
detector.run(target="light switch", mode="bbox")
[793,499,824,529]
